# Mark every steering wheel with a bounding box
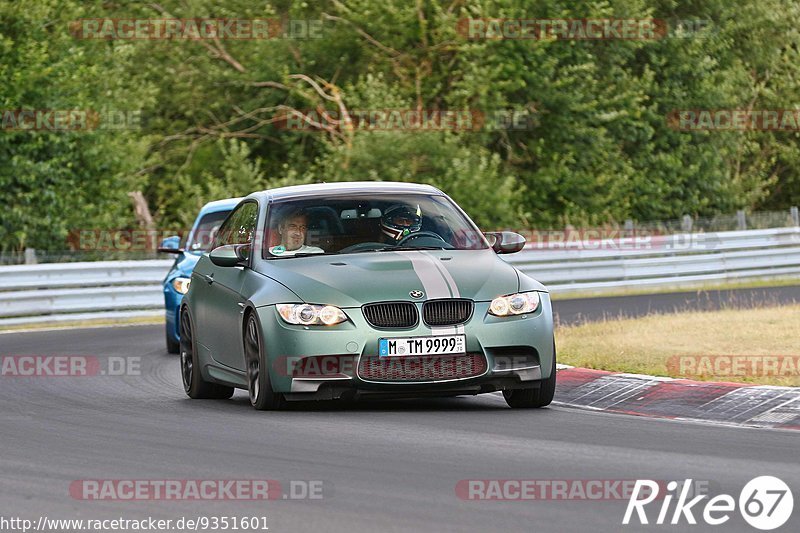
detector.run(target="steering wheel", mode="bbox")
[396,231,449,246]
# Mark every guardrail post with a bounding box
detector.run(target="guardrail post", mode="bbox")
[736,210,747,230]
[681,215,693,232]
[624,219,634,238]
[24,248,37,265]
[791,206,799,227]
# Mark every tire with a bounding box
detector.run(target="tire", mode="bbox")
[244,312,287,411]
[180,309,234,400]
[166,326,180,354]
[503,339,557,409]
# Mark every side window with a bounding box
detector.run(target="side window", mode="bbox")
[214,202,258,248]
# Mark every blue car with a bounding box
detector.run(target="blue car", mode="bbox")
[158,197,242,353]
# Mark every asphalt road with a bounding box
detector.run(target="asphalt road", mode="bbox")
[1,324,797,533]
[553,284,800,325]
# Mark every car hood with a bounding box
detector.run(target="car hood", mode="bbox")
[176,253,202,276]
[258,249,542,308]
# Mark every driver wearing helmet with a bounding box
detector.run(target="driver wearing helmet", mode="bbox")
[380,204,423,244]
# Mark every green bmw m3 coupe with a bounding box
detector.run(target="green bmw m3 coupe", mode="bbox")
[180,182,556,410]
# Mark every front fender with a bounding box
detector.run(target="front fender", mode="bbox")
[516,270,549,294]
[243,270,303,307]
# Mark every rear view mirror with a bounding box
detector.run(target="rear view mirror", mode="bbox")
[157,235,182,254]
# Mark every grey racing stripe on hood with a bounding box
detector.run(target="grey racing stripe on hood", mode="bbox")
[424,251,460,298]
[395,251,452,299]
[424,251,466,335]
[396,251,467,336]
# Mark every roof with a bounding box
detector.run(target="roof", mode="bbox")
[199,197,244,213]
[248,181,443,202]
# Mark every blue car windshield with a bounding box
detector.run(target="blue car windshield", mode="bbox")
[263,193,489,259]
[186,210,232,253]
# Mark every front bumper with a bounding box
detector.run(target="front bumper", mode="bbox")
[256,293,554,399]
[163,284,184,342]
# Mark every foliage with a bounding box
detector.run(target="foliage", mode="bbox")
[3,0,800,250]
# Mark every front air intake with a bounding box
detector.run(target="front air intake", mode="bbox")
[422,299,474,326]
[362,302,418,328]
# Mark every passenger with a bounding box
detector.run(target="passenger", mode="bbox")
[269,208,325,256]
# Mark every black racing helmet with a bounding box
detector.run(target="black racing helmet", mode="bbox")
[380,204,422,242]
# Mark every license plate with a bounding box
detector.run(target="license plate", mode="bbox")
[379,334,466,357]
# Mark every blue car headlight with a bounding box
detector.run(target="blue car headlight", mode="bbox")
[276,304,348,326]
[489,291,540,316]
[171,277,192,295]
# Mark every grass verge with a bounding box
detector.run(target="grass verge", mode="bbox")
[556,305,800,386]
[550,276,800,301]
[0,315,164,334]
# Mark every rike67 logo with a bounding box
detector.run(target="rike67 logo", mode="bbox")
[624,476,794,530]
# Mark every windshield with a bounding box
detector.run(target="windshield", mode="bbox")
[263,193,489,258]
[186,210,233,253]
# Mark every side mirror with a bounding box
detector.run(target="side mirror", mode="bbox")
[485,231,526,254]
[209,244,250,267]
[157,235,183,254]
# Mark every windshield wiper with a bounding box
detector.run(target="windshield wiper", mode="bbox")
[267,251,339,259]
[375,246,447,252]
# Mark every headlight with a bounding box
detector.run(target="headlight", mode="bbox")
[171,277,191,294]
[489,292,540,316]
[276,304,348,326]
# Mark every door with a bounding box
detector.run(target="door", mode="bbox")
[201,200,259,371]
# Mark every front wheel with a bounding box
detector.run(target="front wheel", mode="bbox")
[180,309,234,400]
[244,313,287,411]
[503,339,557,409]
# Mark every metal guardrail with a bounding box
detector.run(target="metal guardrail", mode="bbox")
[0,260,173,327]
[0,227,798,327]
[504,227,800,293]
